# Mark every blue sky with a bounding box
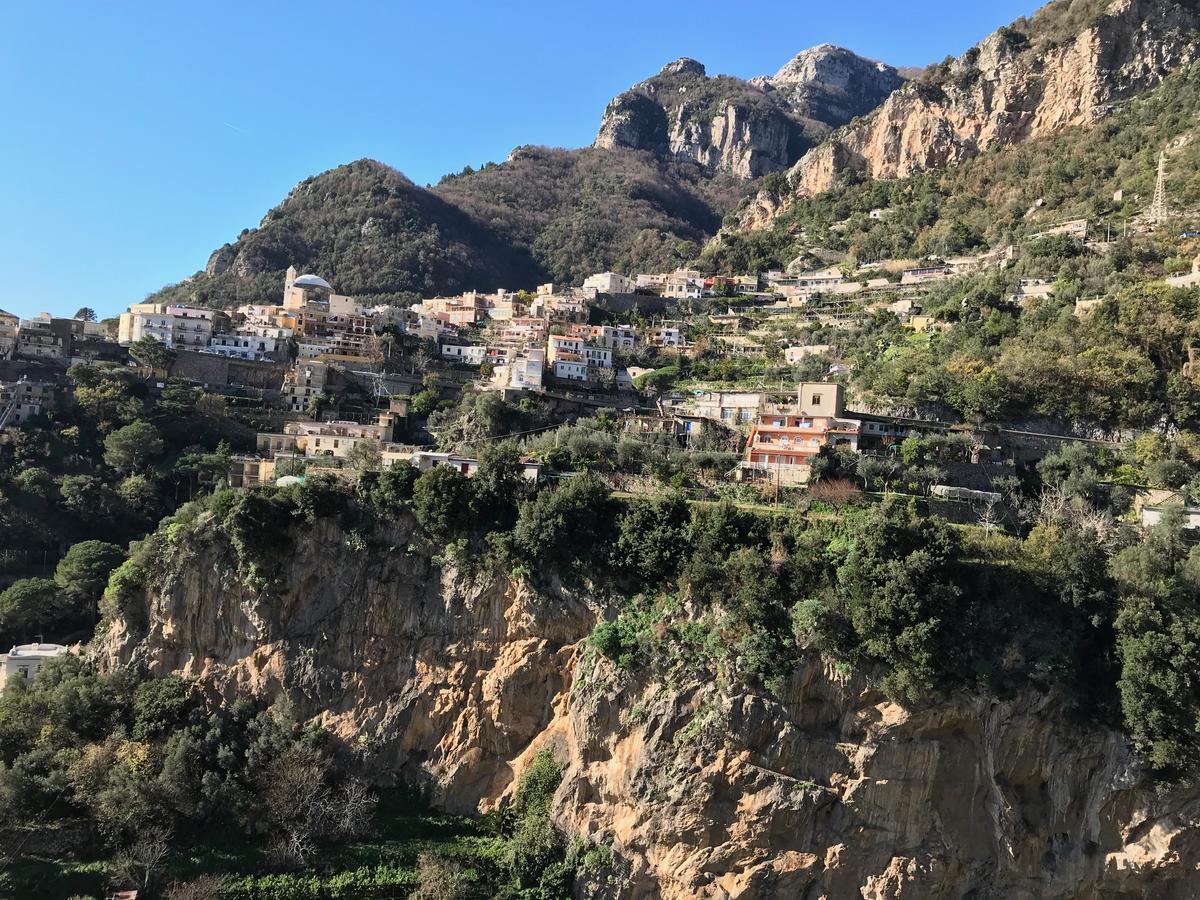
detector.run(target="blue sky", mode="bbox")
[1,0,1042,320]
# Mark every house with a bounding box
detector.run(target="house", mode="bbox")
[684,391,766,426]
[117,304,216,350]
[647,326,684,349]
[440,343,488,365]
[227,455,278,488]
[784,345,831,364]
[1140,504,1200,530]
[904,315,940,332]
[901,265,952,285]
[2,643,68,687]
[0,377,56,427]
[740,383,862,485]
[505,348,545,392]
[282,361,330,412]
[590,325,637,351]
[405,451,542,481]
[204,330,281,361]
[547,335,612,381]
[270,416,399,460]
[663,269,704,300]
[15,319,65,360]
[0,310,18,358]
[583,272,637,295]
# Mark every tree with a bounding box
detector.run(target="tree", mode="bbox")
[0,577,66,641]
[372,464,417,514]
[614,493,690,585]
[71,365,143,428]
[128,335,177,372]
[345,438,383,473]
[119,473,161,519]
[833,501,963,699]
[410,854,473,900]
[411,466,474,544]
[73,307,97,322]
[513,474,615,570]
[111,827,172,894]
[470,442,530,530]
[54,541,125,612]
[1111,509,1200,777]
[104,421,164,473]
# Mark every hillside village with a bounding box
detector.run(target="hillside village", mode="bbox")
[5,214,1200,525]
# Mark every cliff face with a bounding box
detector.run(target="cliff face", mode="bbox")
[774,0,1200,211]
[594,49,903,180]
[103,515,1200,898]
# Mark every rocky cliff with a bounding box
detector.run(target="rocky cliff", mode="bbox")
[102,512,1200,898]
[594,48,903,180]
[761,0,1200,219]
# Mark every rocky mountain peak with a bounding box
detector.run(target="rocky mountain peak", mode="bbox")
[594,46,903,179]
[660,57,706,78]
[757,43,906,134]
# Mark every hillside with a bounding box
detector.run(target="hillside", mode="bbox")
[147,149,745,309]
[432,145,744,285]
[740,0,1200,228]
[147,159,545,309]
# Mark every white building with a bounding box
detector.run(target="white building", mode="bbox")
[583,272,637,295]
[507,348,545,392]
[591,325,636,351]
[2,643,68,686]
[441,344,488,365]
[204,330,281,360]
[648,327,683,348]
[784,345,832,364]
[0,378,55,427]
[118,304,216,350]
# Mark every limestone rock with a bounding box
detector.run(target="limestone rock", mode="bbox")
[594,46,905,179]
[774,0,1200,212]
[102,515,1200,898]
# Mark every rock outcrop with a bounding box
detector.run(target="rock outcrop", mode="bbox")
[752,44,905,140]
[594,48,904,179]
[769,0,1200,215]
[103,512,1200,898]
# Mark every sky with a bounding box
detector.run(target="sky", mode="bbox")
[1,0,1044,321]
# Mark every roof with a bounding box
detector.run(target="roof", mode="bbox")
[293,274,332,290]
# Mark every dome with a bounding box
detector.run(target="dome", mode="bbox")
[292,274,332,291]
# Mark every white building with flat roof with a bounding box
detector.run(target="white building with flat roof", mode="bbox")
[2,642,68,687]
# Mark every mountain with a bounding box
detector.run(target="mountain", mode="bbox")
[595,48,905,179]
[747,0,1200,226]
[148,149,744,309]
[150,159,544,308]
[432,145,744,285]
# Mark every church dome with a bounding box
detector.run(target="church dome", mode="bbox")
[292,274,332,291]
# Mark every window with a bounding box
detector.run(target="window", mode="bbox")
[811,393,823,405]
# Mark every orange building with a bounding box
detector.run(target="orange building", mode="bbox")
[742,383,861,484]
